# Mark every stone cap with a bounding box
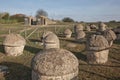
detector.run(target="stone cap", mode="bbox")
[74,24,84,31]
[3,34,26,46]
[64,29,72,35]
[99,22,107,27]
[42,31,59,43]
[31,48,78,76]
[103,29,117,41]
[76,30,86,39]
[86,34,109,51]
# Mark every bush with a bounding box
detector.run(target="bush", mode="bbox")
[62,17,74,22]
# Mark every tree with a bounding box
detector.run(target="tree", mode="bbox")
[62,17,74,22]
[1,12,10,20]
[36,9,48,18]
[10,14,26,22]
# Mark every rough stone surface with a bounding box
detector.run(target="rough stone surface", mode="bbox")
[64,29,72,38]
[86,26,91,31]
[3,34,26,56]
[103,29,117,46]
[31,48,79,80]
[0,65,9,75]
[86,34,109,51]
[75,30,86,40]
[87,50,109,64]
[3,34,26,46]
[112,26,120,34]
[41,31,60,49]
[90,24,97,29]
[112,26,120,40]
[66,43,77,48]
[98,22,107,31]
[86,34,110,64]
[74,24,84,33]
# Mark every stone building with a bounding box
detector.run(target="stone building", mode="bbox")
[24,16,56,26]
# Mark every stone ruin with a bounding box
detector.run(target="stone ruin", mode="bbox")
[85,26,91,31]
[75,30,86,40]
[102,29,117,47]
[64,28,72,38]
[31,48,79,80]
[41,31,60,49]
[112,26,120,40]
[98,22,107,32]
[3,34,26,56]
[74,24,86,41]
[86,34,110,64]
[74,24,84,33]
[89,24,97,29]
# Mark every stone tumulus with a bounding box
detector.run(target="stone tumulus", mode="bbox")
[31,48,79,80]
[41,31,60,49]
[75,30,86,40]
[74,24,84,33]
[64,28,72,38]
[86,34,110,64]
[3,34,26,56]
[103,29,117,47]
[98,22,107,32]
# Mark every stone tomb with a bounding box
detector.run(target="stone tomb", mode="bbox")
[41,31,60,49]
[3,34,26,56]
[31,48,79,80]
[64,29,72,38]
[86,34,110,64]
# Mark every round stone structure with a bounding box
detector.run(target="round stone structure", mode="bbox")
[86,26,91,31]
[86,34,110,64]
[64,29,72,38]
[75,30,86,40]
[103,29,117,47]
[112,26,120,40]
[74,24,84,33]
[31,48,79,80]
[41,31,60,49]
[98,22,107,32]
[3,34,26,56]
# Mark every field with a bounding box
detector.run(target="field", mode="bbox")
[0,23,120,80]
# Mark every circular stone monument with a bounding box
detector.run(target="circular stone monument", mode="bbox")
[3,34,26,56]
[74,24,84,33]
[86,34,110,64]
[64,29,72,38]
[41,31,60,49]
[31,48,79,80]
[103,29,117,46]
[75,30,86,40]
[98,22,107,32]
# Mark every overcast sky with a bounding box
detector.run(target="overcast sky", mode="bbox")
[0,0,120,22]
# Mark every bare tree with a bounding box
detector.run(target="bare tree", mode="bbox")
[36,9,48,18]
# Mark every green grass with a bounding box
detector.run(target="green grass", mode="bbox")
[0,23,120,80]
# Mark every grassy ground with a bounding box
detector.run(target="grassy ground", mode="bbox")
[0,23,120,80]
